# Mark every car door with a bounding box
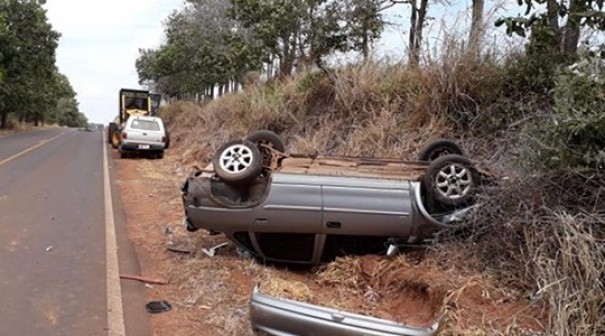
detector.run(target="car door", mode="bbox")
[321,177,413,237]
[253,174,322,263]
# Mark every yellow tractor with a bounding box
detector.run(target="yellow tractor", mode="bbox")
[108,89,162,149]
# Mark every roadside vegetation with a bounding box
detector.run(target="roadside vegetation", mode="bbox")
[139,1,604,335]
[0,0,87,130]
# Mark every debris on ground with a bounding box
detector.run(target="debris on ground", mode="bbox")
[145,300,172,314]
[166,245,193,254]
[120,274,169,285]
[201,242,229,257]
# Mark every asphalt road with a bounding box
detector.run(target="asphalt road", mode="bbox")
[0,128,150,335]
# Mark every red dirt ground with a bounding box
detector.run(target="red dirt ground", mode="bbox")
[113,150,547,336]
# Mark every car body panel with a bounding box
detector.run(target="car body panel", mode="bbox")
[250,286,440,336]
[183,169,453,264]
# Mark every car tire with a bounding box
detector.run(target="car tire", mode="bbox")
[120,151,127,159]
[245,130,285,152]
[157,151,164,159]
[418,139,465,161]
[245,130,285,169]
[165,130,171,149]
[111,129,121,149]
[424,154,476,208]
[213,139,262,185]
[108,123,118,144]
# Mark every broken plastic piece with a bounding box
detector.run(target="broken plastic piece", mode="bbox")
[386,244,399,257]
[201,242,229,257]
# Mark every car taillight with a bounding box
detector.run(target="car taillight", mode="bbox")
[122,132,127,139]
[161,136,166,143]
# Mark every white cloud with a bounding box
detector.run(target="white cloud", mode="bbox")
[45,0,181,123]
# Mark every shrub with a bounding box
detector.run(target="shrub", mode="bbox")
[526,57,605,170]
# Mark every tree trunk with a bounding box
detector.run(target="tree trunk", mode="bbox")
[1,111,7,129]
[469,0,484,52]
[408,0,428,67]
[362,21,370,61]
[408,0,418,66]
[562,0,582,54]
[546,0,562,48]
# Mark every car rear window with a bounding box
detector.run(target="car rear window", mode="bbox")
[130,119,160,131]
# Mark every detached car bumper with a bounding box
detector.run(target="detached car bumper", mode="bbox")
[250,286,440,336]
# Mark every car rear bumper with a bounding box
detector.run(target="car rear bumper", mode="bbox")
[120,142,165,151]
[250,286,440,336]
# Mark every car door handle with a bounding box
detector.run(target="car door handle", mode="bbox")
[326,221,341,228]
[255,218,268,224]
[331,313,345,321]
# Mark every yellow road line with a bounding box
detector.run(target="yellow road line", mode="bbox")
[103,132,126,336]
[0,131,71,167]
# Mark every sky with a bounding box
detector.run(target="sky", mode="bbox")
[45,0,182,124]
[45,1,517,124]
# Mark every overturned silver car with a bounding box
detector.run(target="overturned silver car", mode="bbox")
[182,131,478,264]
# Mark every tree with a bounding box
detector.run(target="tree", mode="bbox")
[136,0,264,99]
[496,0,605,55]
[230,0,386,76]
[0,0,61,128]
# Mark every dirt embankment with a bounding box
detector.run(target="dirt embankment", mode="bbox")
[114,150,547,336]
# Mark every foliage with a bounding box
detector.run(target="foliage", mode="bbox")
[496,1,605,104]
[0,0,86,129]
[136,0,264,98]
[230,0,385,74]
[137,0,386,98]
[527,56,605,169]
[496,0,605,53]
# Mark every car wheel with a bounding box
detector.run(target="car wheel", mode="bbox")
[120,151,127,159]
[108,123,118,144]
[418,139,465,161]
[213,140,262,185]
[157,151,164,159]
[424,154,476,208]
[245,130,285,169]
[111,130,121,149]
[165,130,171,149]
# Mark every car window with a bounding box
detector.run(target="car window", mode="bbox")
[256,233,316,262]
[130,119,160,131]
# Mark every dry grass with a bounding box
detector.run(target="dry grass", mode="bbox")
[157,43,605,334]
[526,212,605,336]
[0,120,59,136]
[161,50,508,168]
[450,171,605,336]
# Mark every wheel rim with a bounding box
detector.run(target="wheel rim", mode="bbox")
[434,163,472,200]
[219,144,254,174]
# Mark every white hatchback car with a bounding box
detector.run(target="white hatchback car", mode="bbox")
[119,116,167,159]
